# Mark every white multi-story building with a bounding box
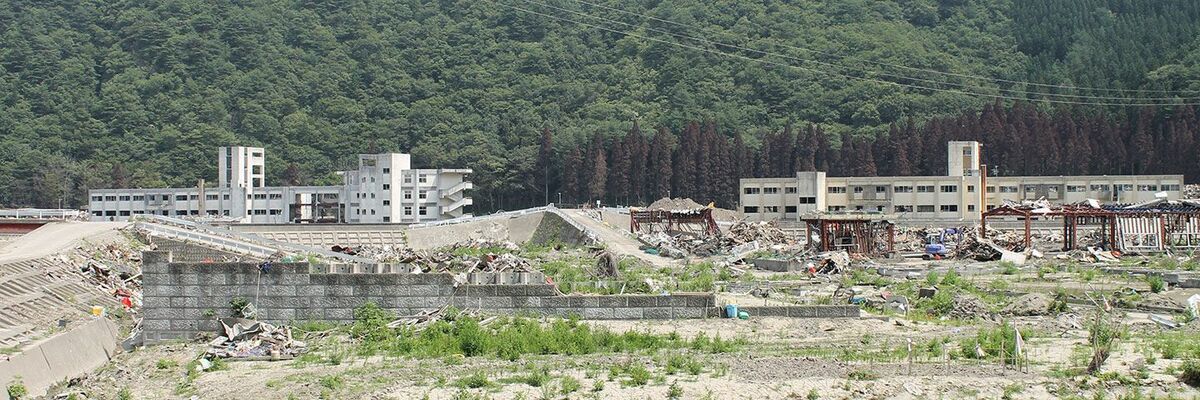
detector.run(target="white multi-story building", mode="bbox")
[740,141,1185,224]
[88,146,472,223]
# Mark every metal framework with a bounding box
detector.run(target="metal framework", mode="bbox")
[800,215,895,255]
[630,208,720,236]
[981,202,1200,253]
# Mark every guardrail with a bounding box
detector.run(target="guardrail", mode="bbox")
[135,215,374,264]
[136,222,279,259]
[0,209,87,220]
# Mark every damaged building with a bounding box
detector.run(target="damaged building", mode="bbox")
[87,147,472,224]
[740,141,1185,224]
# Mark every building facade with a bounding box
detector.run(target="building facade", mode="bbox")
[740,141,1185,224]
[88,146,472,224]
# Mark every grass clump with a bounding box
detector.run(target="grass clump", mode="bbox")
[1180,359,1200,387]
[559,376,581,394]
[1146,275,1165,293]
[345,302,713,360]
[155,359,178,369]
[7,378,26,400]
[454,371,494,389]
[847,370,878,380]
[958,321,1033,365]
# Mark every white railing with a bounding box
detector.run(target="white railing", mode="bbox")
[442,197,473,214]
[137,222,279,258]
[0,209,87,220]
[409,206,551,229]
[136,216,374,264]
[441,181,473,198]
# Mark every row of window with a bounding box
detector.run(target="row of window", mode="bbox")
[743,204,970,214]
[353,206,432,216]
[743,187,799,195]
[827,185,968,194]
[92,192,295,202]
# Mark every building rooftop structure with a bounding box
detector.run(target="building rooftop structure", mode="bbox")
[88,146,472,224]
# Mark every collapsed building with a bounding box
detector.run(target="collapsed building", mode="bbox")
[88,147,472,224]
[740,141,1185,225]
[981,198,1200,254]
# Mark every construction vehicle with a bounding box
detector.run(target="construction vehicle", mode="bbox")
[923,228,965,259]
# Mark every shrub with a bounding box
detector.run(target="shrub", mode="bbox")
[667,381,683,399]
[560,376,581,394]
[318,375,344,390]
[117,388,133,400]
[847,370,878,381]
[999,261,1019,275]
[1180,359,1200,387]
[1147,275,1165,293]
[7,378,27,400]
[958,321,1033,365]
[454,371,492,389]
[940,269,962,287]
[155,359,178,369]
[625,364,650,387]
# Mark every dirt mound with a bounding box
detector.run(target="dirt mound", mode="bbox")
[648,197,705,211]
[949,294,994,320]
[1001,293,1058,316]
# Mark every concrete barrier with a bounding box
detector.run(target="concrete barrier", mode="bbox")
[0,317,120,400]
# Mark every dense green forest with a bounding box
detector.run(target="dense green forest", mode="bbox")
[1,0,1198,211]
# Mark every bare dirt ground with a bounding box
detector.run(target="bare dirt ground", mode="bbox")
[60,313,1200,400]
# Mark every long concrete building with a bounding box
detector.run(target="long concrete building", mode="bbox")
[740,141,1185,224]
[88,147,472,224]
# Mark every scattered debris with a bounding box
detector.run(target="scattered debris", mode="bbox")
[1002,293,1061,316]
[949,294,995,321]
[207,318,305,359]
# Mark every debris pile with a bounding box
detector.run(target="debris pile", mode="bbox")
[1002,293,1060,316]
[647,197,706,212]
[207,318,306,359]
[1185,184,1200,199]
[949,294,995,321]
[387,306,495,332]
[724,220,788,246]
[638,220,794,259]
[345,240,535,273]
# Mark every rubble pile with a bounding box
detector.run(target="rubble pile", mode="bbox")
[1001,293,1059,316]
[343,240,535,273]
[949,294,995,320]
[1139,293,1183,310]
[207,318,306,359]
[647,197,706,211]
[723,220,788,246]
[386,306,495,332]
[66,233,145,311]
[638,220,794,259]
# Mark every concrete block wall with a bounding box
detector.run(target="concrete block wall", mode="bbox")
[141,251,720,343]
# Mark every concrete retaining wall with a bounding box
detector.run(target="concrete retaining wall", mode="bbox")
[141,251,718,343]
[0,317,119,400]
[747,258,803,272]
[405,212,546,249]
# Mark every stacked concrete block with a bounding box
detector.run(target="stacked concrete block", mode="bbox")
[141,251,857,344]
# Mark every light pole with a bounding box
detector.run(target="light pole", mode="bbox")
[557,192,562,205]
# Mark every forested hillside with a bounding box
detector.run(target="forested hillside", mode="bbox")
[2,0,1198,210]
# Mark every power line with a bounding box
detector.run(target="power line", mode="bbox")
[566,0,1200,96]
[525,0,1194,103]
[493,0,1200,106]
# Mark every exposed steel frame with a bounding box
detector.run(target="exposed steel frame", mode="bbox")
[981,204,1200,252]
[630,208,720,236]
[800,217,895,255]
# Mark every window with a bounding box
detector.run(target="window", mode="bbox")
[252,151,263,158]
[940,185,958,193]
[916,185,935,193]
[763,206,779,213]
[894,186,913,193]
[222,194,229,200]
[875,186,887,193]
[1067,185,1086,193]
[404,207,412,216]
[1090,184,1109,192]
[743,206,759,213]
[383,168,390,174]
[785,187,797,194]
[206,210,218,215]
[785,206,797,213]
[967,205,976,212]
[986,186,996,193]
[370,193,375,199]
[105,195,117,201]
[419,175,427,184]
[91,195,103,201]
[175,195,188,201]
[119,210,130,216]
[206,194,219,200]
[418,207,427,216]
[383,184,390,190]
[917,205,935,212]
[799,197,817,204]
[417,192,425,200]
[132,195,144,201]
[404,191,412,200]
[1163,184,1181,191]
[92,211,102,216]
[176,210,187,216]
[1116,184,1133,192]
[404,175,412,184]
[940,205,959,212]
[1024,185,1037,193]
[161,194,170,201]
[763,187,779,194]
[854,205,864,211]
[370,177,375,183]
[253,209,267,215]
[383,216,390,222]
[999,186,1018,193]
[132,210,145,215]
[383,200,390,206]
[1138,185,1159,192]
[253,194,267,200]
[744,187,760,194]
[828,206,846,212]
[370,209,375,215]
[189,194,198,200]
[118,195,131,201]
[269,193,282,199]
[828,187,847,194]
[853,187,864,194]
[894,205,913,212]
[269,209,282,215]
[967,186,975,193]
